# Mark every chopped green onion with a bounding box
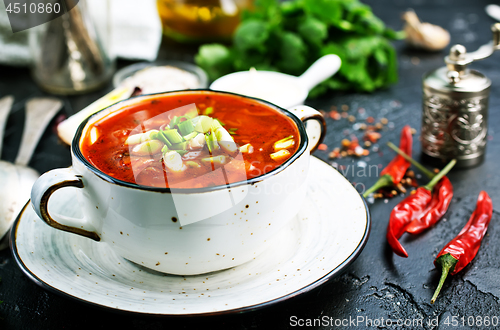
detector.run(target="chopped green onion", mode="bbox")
[201,155,229,166]
[170,141,189,150]
[169,116,181,128]
[185,161,201,168]
[125,130,159,145]
[161,145,169,154]
[270,149,291,161]
[183,106,199,119]
[148,131,158,140]
[174,150,189,156]
[131,140,164,156]
[204,107,214,115]
[177,119,195,136]
[274,135,294,145]
[239,143,254,153]
[191,116,200,125]
[194,115,214,133]
[163,129,184,144]
[183,131,198,141]
[125,133,143,145]
[214,126,238,154]
[205,129,219,153]
[211,119,223,130]
[157,131,173,147]
[188,133,206,149]
[163,151,185,172]
[214,126,230,141]
[274,137,295,152]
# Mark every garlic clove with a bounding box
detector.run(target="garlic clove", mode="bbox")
[402,10,450,51]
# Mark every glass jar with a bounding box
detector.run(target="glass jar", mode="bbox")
[157,0,253,43]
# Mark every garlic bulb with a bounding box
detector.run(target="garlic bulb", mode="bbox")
[403,10,450,51]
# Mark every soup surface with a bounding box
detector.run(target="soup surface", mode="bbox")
[80,92,300,189]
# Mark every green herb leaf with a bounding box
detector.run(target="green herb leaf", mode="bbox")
[277,32,307,74]
[298,17,328,47]
[303,0,343,25]
[195,44,234,81]
[195,0,401,94]
[234,19,271,53]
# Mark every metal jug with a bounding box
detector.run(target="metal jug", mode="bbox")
[421,23,500,168]
[30,0,114,95]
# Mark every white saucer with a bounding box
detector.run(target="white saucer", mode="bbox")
[11,157,369,316]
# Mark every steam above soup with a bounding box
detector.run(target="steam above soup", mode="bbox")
[80,92,300,189]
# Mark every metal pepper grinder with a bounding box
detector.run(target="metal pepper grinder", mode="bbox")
[421,23,500,168]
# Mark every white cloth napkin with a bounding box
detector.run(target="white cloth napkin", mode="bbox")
[107,0,162,61]
[0,0,162,66]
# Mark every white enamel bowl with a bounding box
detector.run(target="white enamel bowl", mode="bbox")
[14,156,370,315]
[30,90,326,275]
[210,54,341,109]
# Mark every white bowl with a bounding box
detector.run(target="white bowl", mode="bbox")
[32,90,326,275]
[113,60,209,91]
[210,54,341,108]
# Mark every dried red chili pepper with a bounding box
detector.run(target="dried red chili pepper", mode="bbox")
[405,176,453,234]
[363,125,412,198]
[431,191,493,304]
[386,141,454,234]
[387,141,434,179]
[387,159,456,258]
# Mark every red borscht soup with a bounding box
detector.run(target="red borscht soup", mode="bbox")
[80,92,300,189]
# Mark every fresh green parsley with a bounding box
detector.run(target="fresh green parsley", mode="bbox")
[195,0,404,95]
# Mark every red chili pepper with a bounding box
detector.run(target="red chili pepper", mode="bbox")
[363,125,412,198]
[405,176,454,234]
[386,187,432,257]
[385,141,454,235]
[386,159,456,258]
[431,191,493,304]
[379,125,412,182]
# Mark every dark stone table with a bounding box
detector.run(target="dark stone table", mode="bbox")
[1,0,500,328]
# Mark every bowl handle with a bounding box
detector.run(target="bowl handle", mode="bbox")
[297,54,341,92]
[288,105,326,153]
[31,168,100,241]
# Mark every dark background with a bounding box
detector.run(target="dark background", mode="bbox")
[1,0,500,329]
